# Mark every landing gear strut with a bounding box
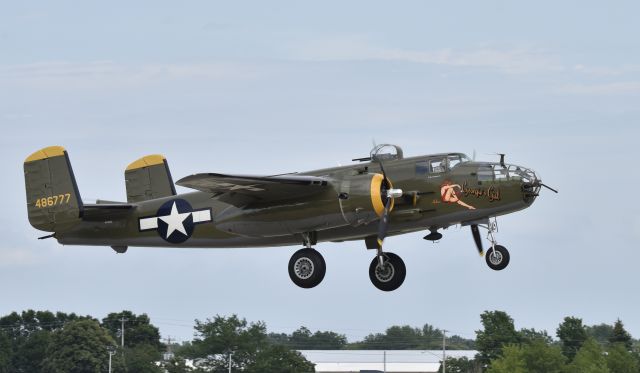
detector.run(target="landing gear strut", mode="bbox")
[288,232,326,288]
[369,252,406,292]
[288,248,326,288]
[471,219,510,271]
[486,245,510,271]
[365,237,406,291]
[484,219,510,270]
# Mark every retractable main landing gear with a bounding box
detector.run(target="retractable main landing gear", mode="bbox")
[365,237,406,292]
[288,232,326,289]
[369,252,406,292]
[288,248,326,288]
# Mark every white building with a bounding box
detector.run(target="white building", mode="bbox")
[299,350,477,373]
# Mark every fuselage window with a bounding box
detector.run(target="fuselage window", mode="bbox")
[494,165,509,180]
[477,165,494,181]
[415,161,430,176]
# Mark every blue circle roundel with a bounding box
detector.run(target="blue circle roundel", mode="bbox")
[156,199,195,243]
[138,199,213,244]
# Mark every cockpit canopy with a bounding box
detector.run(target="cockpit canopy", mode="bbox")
[370,144,404,161]
[415,153,471,176]
[481,163,538,183]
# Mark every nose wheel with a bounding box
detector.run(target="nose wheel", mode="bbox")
[485,244,510,270]
[288,248,326,288]
[471,218,511,271]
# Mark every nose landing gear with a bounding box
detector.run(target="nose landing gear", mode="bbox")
[486,245,510,271]
[484,220,510,270]
[471,218,511,271]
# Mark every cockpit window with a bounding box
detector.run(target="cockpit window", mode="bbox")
[415,154,470,177]
[415,158,447,177]
[448,155,463,168]
[430,158,447,173]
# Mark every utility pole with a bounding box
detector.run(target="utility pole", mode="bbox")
[119,317,128,347]
[228,351,233,373]
[107,347,116,373]
[163,336,174,361]
[383,350,386,373]
[442,329,448,373]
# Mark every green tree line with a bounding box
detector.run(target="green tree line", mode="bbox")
[0,310,165,373]
[0,311,316,373]
[463,311,640,373]
[1,309,639,372]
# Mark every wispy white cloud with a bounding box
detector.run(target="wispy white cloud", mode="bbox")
[0,61,263,85]
[557,81,640,95]
[1,61,121,78]
[288,37,562,74]
[572,64,640,76]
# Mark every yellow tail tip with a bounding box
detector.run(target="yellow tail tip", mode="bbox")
[126,154,166,171]
[24,146,66,163]
[479,250,485,257]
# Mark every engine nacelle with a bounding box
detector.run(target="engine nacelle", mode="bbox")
[214,173,393,237]
[337,173,393,226]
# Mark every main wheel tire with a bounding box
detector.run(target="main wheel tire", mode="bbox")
[485,245,510,271]
[369,252,406,292]
[288,248,326,288]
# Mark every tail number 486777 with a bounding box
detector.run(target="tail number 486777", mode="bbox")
[35,193,71,208]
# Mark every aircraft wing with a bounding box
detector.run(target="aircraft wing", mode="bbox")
[176,173,331,206]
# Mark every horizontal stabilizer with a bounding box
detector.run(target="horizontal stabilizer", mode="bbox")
[176,173,330,206]
[82,202,135,221]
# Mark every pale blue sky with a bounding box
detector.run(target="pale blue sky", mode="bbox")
[1,1,639,344]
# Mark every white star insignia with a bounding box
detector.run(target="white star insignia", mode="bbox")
[138,201,212,241]
[158,202,191,238]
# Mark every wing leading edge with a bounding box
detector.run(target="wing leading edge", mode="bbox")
[176,173,331,206]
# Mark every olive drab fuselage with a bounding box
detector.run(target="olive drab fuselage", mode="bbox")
[54,153,540,249]
[24,145,550,291]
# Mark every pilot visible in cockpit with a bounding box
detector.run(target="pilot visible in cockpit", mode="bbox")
[433,159,446,173]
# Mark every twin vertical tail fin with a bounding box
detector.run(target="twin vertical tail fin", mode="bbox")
[24,147,177,233]
[23,146,83,232]
[125,154,176,203]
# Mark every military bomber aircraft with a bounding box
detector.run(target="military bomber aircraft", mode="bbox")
[23,144,556,291]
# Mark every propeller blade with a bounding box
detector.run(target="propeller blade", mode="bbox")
[471,224,484,256]
[374,156,403,249]
[378,159,388,182]
[377,196,393,247]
